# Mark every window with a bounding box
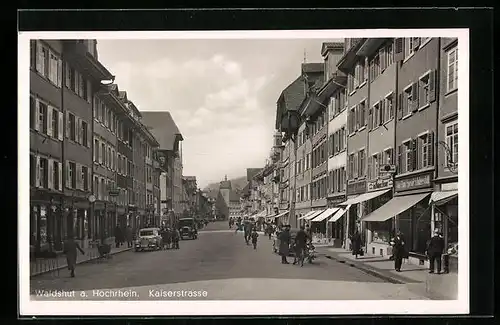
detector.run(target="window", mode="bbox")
[107,109,112,128]
[51,107,59,138]
[446,122,458,168]
[403,86,413,116]
[358,100,366,129]
[94,138,99,162]
[383,148,393,166]
[386,43,394,66]
[69,113,76,141]
[82,166,89,191]
[419,134,429,169]
[348,106,356,134]
[36,42,62,87]
[447,47,458,92]
[370,54,381,81]
[348,72,355,93]
[82,121,88,146]
[107,147,111,168]
[404,38,414,59]
[372,153,380,179]
[38,101,48,133]
[419,73,431,108]
[39,157,48,188]
[403,141,412,173]
[358,149,365,177]
[372,102,380,128]
[101,143,106,166]
[69,162,76,189]
[53,160,59,190]
[384,93,394,122]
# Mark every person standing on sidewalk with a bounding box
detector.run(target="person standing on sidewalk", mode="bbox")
[279,226,291,264]
[426,229,445,274]
[63,236,85,278]
[114,225,122,248]
[251,228,259,249]
[351,230,362,259]
[125,225,133,248]
[391,231,407,272]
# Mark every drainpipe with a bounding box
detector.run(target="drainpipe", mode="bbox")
[61,49,66,244]
[433,38,442,243]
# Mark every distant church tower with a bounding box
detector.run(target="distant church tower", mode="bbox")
[219,175,232,206]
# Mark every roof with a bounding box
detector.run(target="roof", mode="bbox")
[140,111,183,151]
[246,168,262,181]
[321,42,344,56]
[220,180,232,190]
[301,63,324,74]
[206,190,219,199]
[183,176,197,181]
[229,190,241,202]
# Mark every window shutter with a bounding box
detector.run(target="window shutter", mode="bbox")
[389,148,394,165]
[75,163,80,190]
[394,38,404,61]
[368,107,373,130]
[78,118,84,144]
[86,124,91,148]
[367,156,372,179]
[98,140,103,164]
[397,145,402,173]
[56,59,62,87]
[34,100,40,131]
[58,162,63,191]
[398,93,403,119]
[87,79,92,103]
[65,161,70,188]
[427,131,435,167]
[65,63,71,88]
[412,139,418,171]
[35,156,40,187]
[47,158,53,189]
[413,37,421,50]
[354,153,358,178]
[380,48,386,71]
[411,82,419,112]
[56,111,63,140]
[429,69,437,103]
[46,106,53,137]
[66,112,71,138]
[35,41,43,74]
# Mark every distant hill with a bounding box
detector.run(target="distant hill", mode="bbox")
[204,176,248,192]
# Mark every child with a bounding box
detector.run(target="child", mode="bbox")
[251,229,259,249]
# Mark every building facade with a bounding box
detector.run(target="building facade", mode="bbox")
[30,39,114,253]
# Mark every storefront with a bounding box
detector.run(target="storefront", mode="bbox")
[275,210,289,226]
[430,182,458,271]
[342,179,391,250]
[326,194,346,245]
[310,207,339,243]
[363,170,433,261]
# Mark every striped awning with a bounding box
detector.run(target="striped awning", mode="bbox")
[429,190,458,206]
[303,210,325,221]
[328,206,350,223]
[311,208,339,222]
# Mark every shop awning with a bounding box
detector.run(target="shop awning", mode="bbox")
[340,189,391,206]
[304,210,325,221]
[297,210,316,220]
[328,205,351,223]
[429,190,458,206]
[275,210,289,219]
[311,208,339,222]
[362,193,430,222]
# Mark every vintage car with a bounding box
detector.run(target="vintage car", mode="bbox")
[178,218,198,240]
[272,228,300,256]
[135,227,163,251]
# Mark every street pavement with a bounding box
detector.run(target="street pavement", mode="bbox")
[30,222,428,300]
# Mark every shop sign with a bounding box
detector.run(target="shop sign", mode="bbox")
[395,172,432,192]
[347,180,367,195]
[367,176,393,192]
[327,195,346,206]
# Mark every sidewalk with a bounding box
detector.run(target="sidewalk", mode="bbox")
[317,247,458,300]
[30,245,132,278]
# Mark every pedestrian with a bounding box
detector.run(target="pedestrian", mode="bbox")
[351,230,362,259]
[114,225,122,248]
[426,229,445,274]
[125,225,133,248]
[165,227,172,249]
[279,226,291,264]
[172,228,180,249]
[266,223,273,240]
[391,231,407,272]
[251,228,259,249]
[63,236,85,278]
[161,227,169,250]
[244,221,252,245]
[293,225,308,266]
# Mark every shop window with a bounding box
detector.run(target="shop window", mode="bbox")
[370,220,393,244]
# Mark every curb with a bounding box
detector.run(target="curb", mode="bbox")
[322,253,407,285]
[30,248,133,278]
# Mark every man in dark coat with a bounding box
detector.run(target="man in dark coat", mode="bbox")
[63,237,85,277]
[172,228,180,249]
[391,231,407,272]
[125,225,133,248]
[293,225,308,266]
[279,226,291,264]
[114,225,122,248]
[426,229,445,274]
[351,230,362,259]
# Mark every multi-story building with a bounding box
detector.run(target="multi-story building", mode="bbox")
[141,111,183,227]
[93,82,124,242]
[181,176,198,217]
[430,37,458,265]
[30,39,114,253]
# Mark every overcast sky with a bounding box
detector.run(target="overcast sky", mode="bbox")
[97,39,334,188]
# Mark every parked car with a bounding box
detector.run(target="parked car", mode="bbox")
[272,228,300,256]
[178,218,198,240]
[135,227,162,252]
